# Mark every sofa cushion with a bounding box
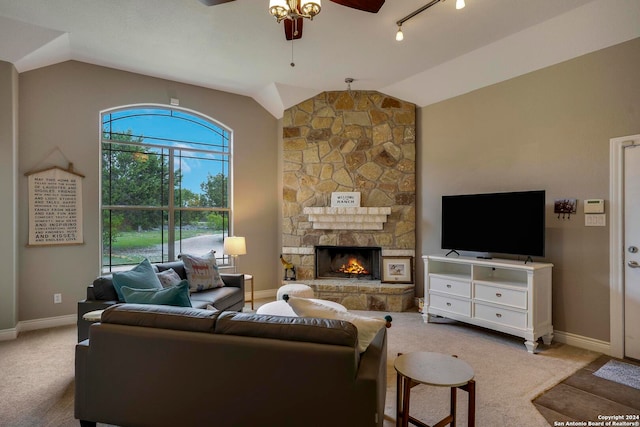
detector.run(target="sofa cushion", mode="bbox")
[101,303,220,333]
[215,311,358,348]
[156,268,182,288]
[286,296,387,353]
[112,258,162,301]
[92,276,118,301]
[121,280,192,307]
[189,286,240,309]
[179,251,224,292]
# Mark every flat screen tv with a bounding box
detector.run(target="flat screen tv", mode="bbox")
[441,190,546,257]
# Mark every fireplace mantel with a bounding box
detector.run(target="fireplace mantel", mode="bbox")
[303,207,392,230]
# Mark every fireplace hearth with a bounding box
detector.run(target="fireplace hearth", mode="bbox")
[315,246,381,280]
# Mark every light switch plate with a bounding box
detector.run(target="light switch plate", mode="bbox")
[585,214,606,226]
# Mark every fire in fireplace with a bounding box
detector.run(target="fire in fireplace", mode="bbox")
[315,246,381,280]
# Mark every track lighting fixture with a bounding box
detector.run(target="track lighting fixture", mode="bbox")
[395,0,466,42]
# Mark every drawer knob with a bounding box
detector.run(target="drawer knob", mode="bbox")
[496,313,502,318]
[446,302,452,307]
[496,293,502,297]
[446,284,452,288]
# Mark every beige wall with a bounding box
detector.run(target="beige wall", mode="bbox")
[4,37,640,344]
[16,61,279,321]
[418,37,640,341]
[0,61,18,331]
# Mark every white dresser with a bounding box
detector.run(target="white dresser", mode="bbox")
[423,255,553,353]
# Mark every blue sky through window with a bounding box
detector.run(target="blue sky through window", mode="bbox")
[102,108,229,194]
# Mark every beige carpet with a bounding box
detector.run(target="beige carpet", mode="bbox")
[0,311,600,426]
[380,312,599,426]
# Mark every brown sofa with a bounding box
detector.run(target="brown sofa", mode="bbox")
[76,260,245,342]
[75,303,387,427]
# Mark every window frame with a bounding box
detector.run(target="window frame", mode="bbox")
[100,104,234,273]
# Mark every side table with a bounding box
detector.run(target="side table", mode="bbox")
[244,274,254,310]
[394,352,475,427]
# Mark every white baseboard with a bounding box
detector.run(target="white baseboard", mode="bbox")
[0,328,18,341]
[18,314,76,332]
[0,314,76,341]
[553,330,610,354]
[247,288,277,302]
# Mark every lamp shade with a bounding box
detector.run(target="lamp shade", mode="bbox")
[224,236,246,256]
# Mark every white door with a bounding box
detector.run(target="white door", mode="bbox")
[624,144,640,360]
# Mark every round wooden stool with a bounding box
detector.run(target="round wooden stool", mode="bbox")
[394,352,476,427]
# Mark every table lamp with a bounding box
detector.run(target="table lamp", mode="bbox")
[224,236,246,273]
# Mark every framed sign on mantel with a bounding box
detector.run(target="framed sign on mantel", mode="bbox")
[25,163,84,247]
[331,192,361,207]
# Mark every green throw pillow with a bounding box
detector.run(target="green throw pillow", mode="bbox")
[112,258,163,301]
[121,280,192,307]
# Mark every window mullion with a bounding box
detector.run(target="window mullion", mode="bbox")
[168,149,175,261]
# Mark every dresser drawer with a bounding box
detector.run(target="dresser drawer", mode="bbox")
[429,293,471,317]
[474,283,527,309]
[429,275,471,298]
[474,303,527,329]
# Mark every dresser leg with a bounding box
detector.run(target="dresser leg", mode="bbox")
[524,340,538,353]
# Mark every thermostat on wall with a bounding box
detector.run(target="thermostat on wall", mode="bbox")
[584,199,605,214]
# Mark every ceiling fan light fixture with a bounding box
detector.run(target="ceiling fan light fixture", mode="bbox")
[269,0,321,22]
[395,25,404,41]
[301,1,321,19]
[269,0,290,20]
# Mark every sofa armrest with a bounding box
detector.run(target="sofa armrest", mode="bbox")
[220,273,244,292]
[77,300,118,342]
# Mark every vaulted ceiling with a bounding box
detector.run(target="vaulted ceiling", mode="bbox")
[0,0,638,118]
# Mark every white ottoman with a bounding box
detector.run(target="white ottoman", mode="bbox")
[277,283,314,300]
[256,299,347,317]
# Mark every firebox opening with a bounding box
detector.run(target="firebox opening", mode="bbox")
[315,246,381,280]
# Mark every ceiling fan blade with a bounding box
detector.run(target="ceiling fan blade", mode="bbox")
[198,0,235,6]
[284,18,304,41]
[329,0,385,13]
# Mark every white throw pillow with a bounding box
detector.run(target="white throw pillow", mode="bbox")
[285,296,388,353]
[156,268,182,288]
[179,250,225,292]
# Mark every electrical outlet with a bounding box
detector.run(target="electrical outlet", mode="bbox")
[54,293,62,304]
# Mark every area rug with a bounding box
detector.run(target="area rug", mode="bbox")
[593,359,640,390]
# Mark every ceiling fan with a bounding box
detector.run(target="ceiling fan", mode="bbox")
[198,0,385,40]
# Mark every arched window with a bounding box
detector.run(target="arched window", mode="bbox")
[101,106,231,272]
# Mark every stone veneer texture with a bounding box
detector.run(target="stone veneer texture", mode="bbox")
[282,90,416,281]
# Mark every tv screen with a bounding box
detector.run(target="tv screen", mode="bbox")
[441,190,546,257]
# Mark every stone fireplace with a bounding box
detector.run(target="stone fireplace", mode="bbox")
[281,90,416,311]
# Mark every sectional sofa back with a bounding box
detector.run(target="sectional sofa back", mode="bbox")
[75,304,385,427]
[100,303,359,348]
